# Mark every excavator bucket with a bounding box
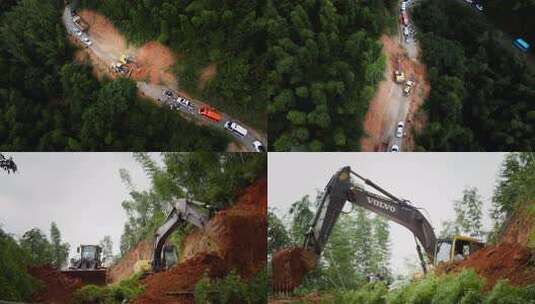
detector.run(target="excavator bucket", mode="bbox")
[61,269,107,286]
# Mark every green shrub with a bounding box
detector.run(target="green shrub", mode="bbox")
[194,270,268,304]
[484,281,535,304]
[72,273,143,304]
[335,282,388,304]
[432,270,484,304]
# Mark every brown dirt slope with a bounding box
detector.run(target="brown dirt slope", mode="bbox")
[29,265,83,304]
[108,239,153,284]
[442,203,535,289]
[134,177,267,303]
[271,247,317,292]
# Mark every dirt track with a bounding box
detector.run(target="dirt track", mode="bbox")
[360,35,429,151]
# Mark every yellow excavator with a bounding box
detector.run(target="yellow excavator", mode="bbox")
[302,166,485,274]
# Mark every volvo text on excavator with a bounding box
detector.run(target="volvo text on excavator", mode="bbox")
[303,166,484,274]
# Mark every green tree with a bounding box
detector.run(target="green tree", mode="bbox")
[99,236,114,266]
[19,228,53,265]
[50,222,70,269]
[268,209,291,254]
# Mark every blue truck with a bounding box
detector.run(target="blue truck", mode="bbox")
[514,38,530,52]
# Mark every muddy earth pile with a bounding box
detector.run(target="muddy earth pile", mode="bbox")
[443,203,535,289]
[271,247,317,292]
[134,177,267,303]
[108,239,153,283]
[29,265,83,304]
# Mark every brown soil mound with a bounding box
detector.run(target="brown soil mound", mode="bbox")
[271,247,317,292]
[78,10,128,58]
[134,254,228,304]
[501,203,535,246]
[132,42,178,88]
[441,243,535,289]
[108,239,153,284]
[134,177,267,303]
[29,265,83,304]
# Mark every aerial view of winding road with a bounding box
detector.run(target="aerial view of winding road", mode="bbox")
[62,4,266,152]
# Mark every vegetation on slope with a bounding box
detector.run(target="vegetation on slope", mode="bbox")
[119,152,267,256]
[0,0,228,151]
[72,273,144,304]
[412,0,535,151]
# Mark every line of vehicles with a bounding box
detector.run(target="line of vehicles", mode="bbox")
[69,10,92,47]
[161,89,265,152]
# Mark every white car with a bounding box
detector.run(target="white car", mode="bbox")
[395,121,405,138]
[224,121,248,137]
[401,2,406,11]
[403,26,409,37]
[177,97,192,108]
[391,145,400,152]
[74,29,82,36]
[465,0,473,3]
[253,141,265,152]
[475,4,483,11]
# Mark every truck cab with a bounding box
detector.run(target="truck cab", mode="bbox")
[199,106,222,122]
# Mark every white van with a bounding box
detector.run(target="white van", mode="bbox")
[224,121,248,137]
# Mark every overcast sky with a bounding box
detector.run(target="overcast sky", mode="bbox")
[268,152,506,275]
[0,153,156,259]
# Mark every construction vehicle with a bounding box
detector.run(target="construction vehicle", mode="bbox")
[61,245,107,285]
[403,80,415,96]
[394,57,405,83]
[199,106,222,122]
[151,198,215,272]
[303,166,484,275]
[111,54,135,76]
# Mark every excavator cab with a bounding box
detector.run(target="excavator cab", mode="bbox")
[435,236,484,265]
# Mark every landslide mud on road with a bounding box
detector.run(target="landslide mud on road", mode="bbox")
[29,265,83,304]
[134,177,267,303]
[439,203,535,290]
[271,247,317,292]
[77,10,178,89]
[360,35,430,151]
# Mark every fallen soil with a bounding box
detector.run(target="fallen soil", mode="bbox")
[440,202,535,290]
[77,10,178,89]
[133,177,267,303]
[360,35,429,151]
[108,239,153,284]
[29,265,83,304]
[271,247,317,292]
[439,242,534,290]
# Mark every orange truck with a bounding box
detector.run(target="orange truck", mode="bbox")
[199,106,222,122]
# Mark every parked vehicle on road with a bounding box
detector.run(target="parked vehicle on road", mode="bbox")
[391,145,400,152]
[224,121,248,137]
[253,141,265,152]
[475,3,483,11]
[178,97,192,108]
[514,38,531,53]
[395,121,405,138]
[199,106,222,122]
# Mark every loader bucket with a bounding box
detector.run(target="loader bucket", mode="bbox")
[61,269,107,286]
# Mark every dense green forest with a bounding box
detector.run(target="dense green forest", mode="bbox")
[0,0,229,151]
[484,0,535,44]
[76,0,395,150]
[77,0,268,131]
[268,0,395,151]
[412,0,535,151]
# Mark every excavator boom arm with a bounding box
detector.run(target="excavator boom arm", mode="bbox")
[152,198,210,271]
[304,166,437,266]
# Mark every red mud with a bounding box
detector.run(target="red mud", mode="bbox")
[108,239,153,284]
[134,177,267,303]
[442,243,534,290]
[442,204,535,289]
[271,247,317,292]
[29,265,83,304]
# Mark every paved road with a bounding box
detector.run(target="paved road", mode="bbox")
[62,5,266,152]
